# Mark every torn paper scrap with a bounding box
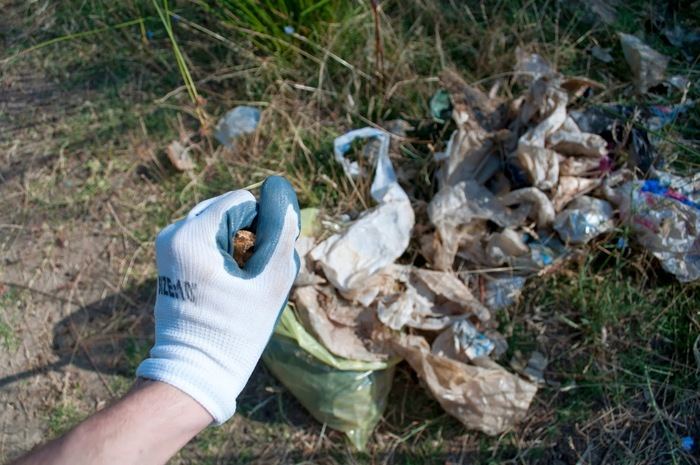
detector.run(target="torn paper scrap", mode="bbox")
[499,187,555,228]
[166,140,195,171]
[515,81,568,189]
[515,145,560,191]
[552,176,601,211]
[547,116,607,158]
[393,334,538,435]
[486,229,529,265]
[430,181,520,228]
[428,180,521,269]
[437,69,506,188]
[377,282,445,331]
[377,266,490,331]
[440,126,500,187]
[309,200,413,304]
[558,155,602,177]
[411,268,490,322]
[441,69,507,133]
[618,33,669,94]
[294,286,388,363]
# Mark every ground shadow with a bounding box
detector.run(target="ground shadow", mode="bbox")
[0,280,155,389]
[0,279,311,427]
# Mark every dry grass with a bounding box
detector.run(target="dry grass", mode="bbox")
[1,0,699,463]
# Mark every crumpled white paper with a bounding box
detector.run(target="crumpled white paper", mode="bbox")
[515,80,567,190]
[428,180,523,269]
[310,128,415,305]
[548,116,607,158]
[498,187,555,228]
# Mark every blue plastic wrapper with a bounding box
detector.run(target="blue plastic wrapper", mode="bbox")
[681,436,694,452]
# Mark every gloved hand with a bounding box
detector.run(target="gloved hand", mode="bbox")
[137,176,300,424]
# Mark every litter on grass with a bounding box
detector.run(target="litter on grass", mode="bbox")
[590,45,614,63]
[681,436,695,452]
[310,128,414,305]
[394,334,537,435]
[265,48,697,449]
[553,196,614,245]
[432,319,495,362]
[618,33,670,94]
[484,275,527,310]
[376,265,490,331]
[616,179,700,282]
[166,140,195,171]
[214,106,261,147]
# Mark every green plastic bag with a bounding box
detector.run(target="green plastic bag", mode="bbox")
[263,307,396,450]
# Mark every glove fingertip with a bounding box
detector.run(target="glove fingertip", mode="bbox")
[241,177,299,276]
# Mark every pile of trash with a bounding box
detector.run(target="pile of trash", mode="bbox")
[261,45,699,449]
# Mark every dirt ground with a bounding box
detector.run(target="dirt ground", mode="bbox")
[1,63,136,458]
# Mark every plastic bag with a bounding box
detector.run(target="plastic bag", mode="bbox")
[310,128,414,305]
[553,196,614,244]
[262,307,396,450]
[214,106,261,147]
[617,179,700,282]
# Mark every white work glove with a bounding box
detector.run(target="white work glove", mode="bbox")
[137,176,300,424]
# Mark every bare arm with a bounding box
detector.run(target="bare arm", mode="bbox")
[14,380,212,465]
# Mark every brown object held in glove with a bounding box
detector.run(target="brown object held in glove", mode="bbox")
[233,230,256,266]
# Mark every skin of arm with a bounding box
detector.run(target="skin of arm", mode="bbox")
[13,379,212,465]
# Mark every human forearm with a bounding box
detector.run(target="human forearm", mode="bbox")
[14,380,211,465]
